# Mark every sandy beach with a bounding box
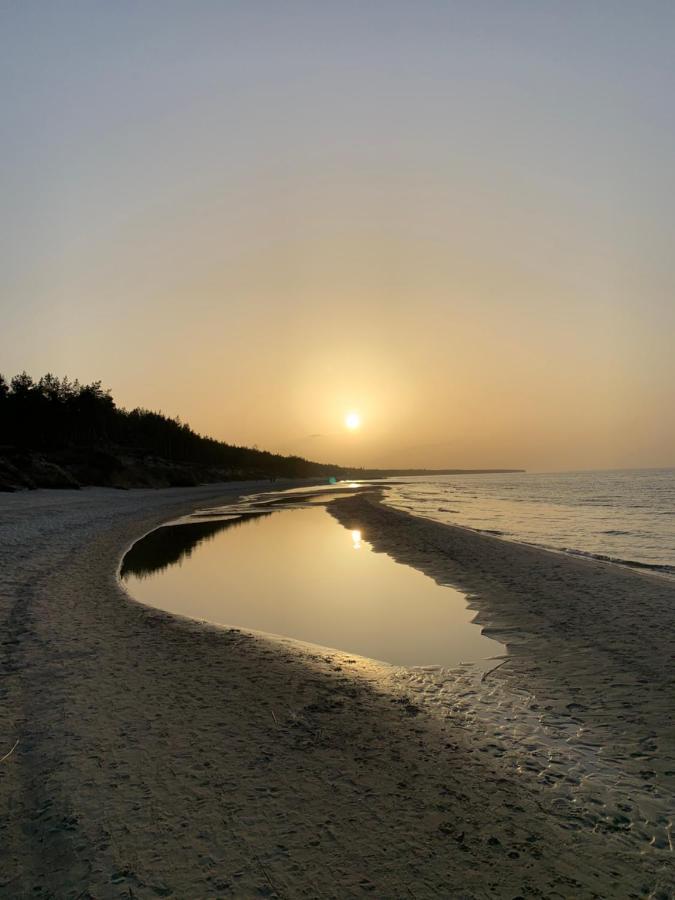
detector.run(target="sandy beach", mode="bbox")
[1,484,673,899]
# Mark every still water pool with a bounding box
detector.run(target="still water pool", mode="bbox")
[122,503,503,668]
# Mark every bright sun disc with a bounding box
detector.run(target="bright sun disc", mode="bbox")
[345,412,361,430]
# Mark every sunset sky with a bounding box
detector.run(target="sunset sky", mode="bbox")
[2,2,674,471]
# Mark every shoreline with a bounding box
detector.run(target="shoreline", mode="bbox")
[1,484,673,897]
[329,492,675,842]
[387,500,675,581]
[382,469,675,580]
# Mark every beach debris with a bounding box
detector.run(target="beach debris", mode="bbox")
[0,737,19,763]
[480,658,510,683]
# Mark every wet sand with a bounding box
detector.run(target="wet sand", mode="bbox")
[1,485,673,898]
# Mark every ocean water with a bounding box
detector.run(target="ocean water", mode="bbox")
[382,468,675,575]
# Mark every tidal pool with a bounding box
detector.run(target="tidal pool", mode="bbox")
[122,504,504,668]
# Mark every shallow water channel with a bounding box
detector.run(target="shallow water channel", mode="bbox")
[122,500,504,668]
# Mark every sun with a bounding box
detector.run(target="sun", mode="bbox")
[345,411,361,430]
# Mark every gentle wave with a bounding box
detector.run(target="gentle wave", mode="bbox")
[560,547,675,576]
[382,469,675,575]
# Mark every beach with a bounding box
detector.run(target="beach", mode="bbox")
[1,484,673,899]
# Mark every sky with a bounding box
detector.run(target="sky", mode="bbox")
[1,1,674,471]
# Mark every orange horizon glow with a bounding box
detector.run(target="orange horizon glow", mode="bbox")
[1,5,674,472]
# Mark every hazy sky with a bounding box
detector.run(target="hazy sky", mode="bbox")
[2,1,674,471]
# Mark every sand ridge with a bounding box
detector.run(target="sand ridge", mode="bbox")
[329,494,675,870]
[0,484,673,898]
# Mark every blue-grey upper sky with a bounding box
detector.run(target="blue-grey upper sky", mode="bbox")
[1,1,674,469]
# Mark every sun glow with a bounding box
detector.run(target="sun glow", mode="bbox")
[345,411,361,430]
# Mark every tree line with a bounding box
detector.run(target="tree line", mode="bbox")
[0,372,342,479]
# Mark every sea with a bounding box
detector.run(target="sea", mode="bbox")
[381,468,675,576]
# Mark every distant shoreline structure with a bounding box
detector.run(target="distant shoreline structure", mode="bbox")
[346,468,525,477]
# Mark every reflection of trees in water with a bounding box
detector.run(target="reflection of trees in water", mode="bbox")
[121,513,270,579]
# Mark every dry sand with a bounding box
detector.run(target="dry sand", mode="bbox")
[0,484,673,899]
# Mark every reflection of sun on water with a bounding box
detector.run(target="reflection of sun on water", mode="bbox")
[351,529,362,550]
